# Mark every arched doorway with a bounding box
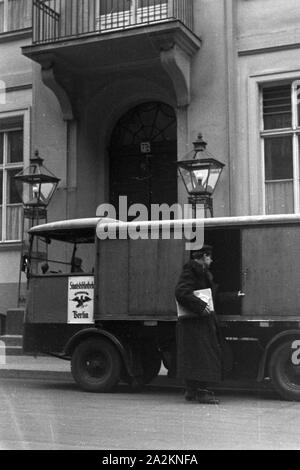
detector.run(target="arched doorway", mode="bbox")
[109,102,177,216]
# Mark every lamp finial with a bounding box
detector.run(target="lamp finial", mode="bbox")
[193,133,207,155]
[31,149,43,165]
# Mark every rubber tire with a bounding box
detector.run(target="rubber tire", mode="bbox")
[269,340,300,401]
[71,338,121,392]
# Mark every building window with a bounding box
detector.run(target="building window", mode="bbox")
[97,0,167,30]
[0,0,31,33]
[261,82,300,214]
[0,115,24,241]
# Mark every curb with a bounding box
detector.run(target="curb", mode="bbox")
[0,368,172,385]
[0,367,176,388]
[0,369,73,381]
[0,368,275,395]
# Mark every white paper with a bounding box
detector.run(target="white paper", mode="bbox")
[68,276,95,324]
[176,288,214,317]
[193,288,214,311]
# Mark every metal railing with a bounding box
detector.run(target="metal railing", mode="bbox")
[32,0,194,44]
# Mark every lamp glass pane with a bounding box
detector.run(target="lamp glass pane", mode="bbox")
[40,182,55,204]
[26,183,40,206]
[192,168,209,191]
[20,182,41,206]
[179,167,194,193]
[207,168,221,194]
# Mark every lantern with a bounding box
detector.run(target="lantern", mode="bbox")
[177,134,225,217]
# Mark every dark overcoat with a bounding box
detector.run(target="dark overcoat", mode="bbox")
[175,260,222,383]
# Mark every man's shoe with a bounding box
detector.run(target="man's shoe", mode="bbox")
[197,389,220,405]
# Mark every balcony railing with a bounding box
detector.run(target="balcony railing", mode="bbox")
[32,0,194,44]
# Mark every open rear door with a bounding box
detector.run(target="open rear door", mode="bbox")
[241,224,300,317]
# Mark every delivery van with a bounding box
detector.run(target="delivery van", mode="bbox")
[22,214,300,401]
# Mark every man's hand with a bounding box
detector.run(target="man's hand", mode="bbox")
[203,305,211,316]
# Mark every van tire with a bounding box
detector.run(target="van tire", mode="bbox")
[269,340,300,401]
[71,337,121,392]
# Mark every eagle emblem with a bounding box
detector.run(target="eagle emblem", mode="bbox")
[72,291,92,308]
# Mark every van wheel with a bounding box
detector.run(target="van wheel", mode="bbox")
[269,340,300,401]
[71,338,121,392]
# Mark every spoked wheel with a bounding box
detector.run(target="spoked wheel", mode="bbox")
[71,338,121,392]
[269,340,300,401]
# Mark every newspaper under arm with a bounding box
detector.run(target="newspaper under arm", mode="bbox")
[176,288,214,318]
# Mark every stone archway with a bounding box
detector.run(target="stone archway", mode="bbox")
[109,101,177,215]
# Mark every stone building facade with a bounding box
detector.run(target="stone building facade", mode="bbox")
[2,0,300,315]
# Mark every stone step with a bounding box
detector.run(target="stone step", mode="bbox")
[0,335,23,347]
[0,335,23,355]
[2,345,23,356]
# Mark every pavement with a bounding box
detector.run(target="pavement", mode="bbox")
[0,354,178,385]
[0,376,294,450]
[0,354,73,381]
[0,353,275,397]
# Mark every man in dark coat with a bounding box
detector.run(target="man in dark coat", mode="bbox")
[175,245,222,404]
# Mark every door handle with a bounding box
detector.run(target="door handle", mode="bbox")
[241,268,249,293]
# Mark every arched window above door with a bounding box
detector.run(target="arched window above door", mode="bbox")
[110,102,176,148]
[109,102,177,214]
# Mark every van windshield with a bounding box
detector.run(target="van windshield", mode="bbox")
[28,228,95,276]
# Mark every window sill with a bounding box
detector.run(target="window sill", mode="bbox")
[0,27,32,43]
[0,241,22,251]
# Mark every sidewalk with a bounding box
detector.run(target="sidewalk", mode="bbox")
[0,354,274,395]
[0,355,72,381]
[0,354,173,385]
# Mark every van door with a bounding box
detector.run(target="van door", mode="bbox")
[241,224,300,317]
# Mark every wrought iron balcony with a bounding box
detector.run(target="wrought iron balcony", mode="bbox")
[32,0,194,44]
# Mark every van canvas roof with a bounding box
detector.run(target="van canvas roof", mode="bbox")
[28,213,300,237]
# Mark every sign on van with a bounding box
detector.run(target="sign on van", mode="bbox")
[68,276,95,324]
